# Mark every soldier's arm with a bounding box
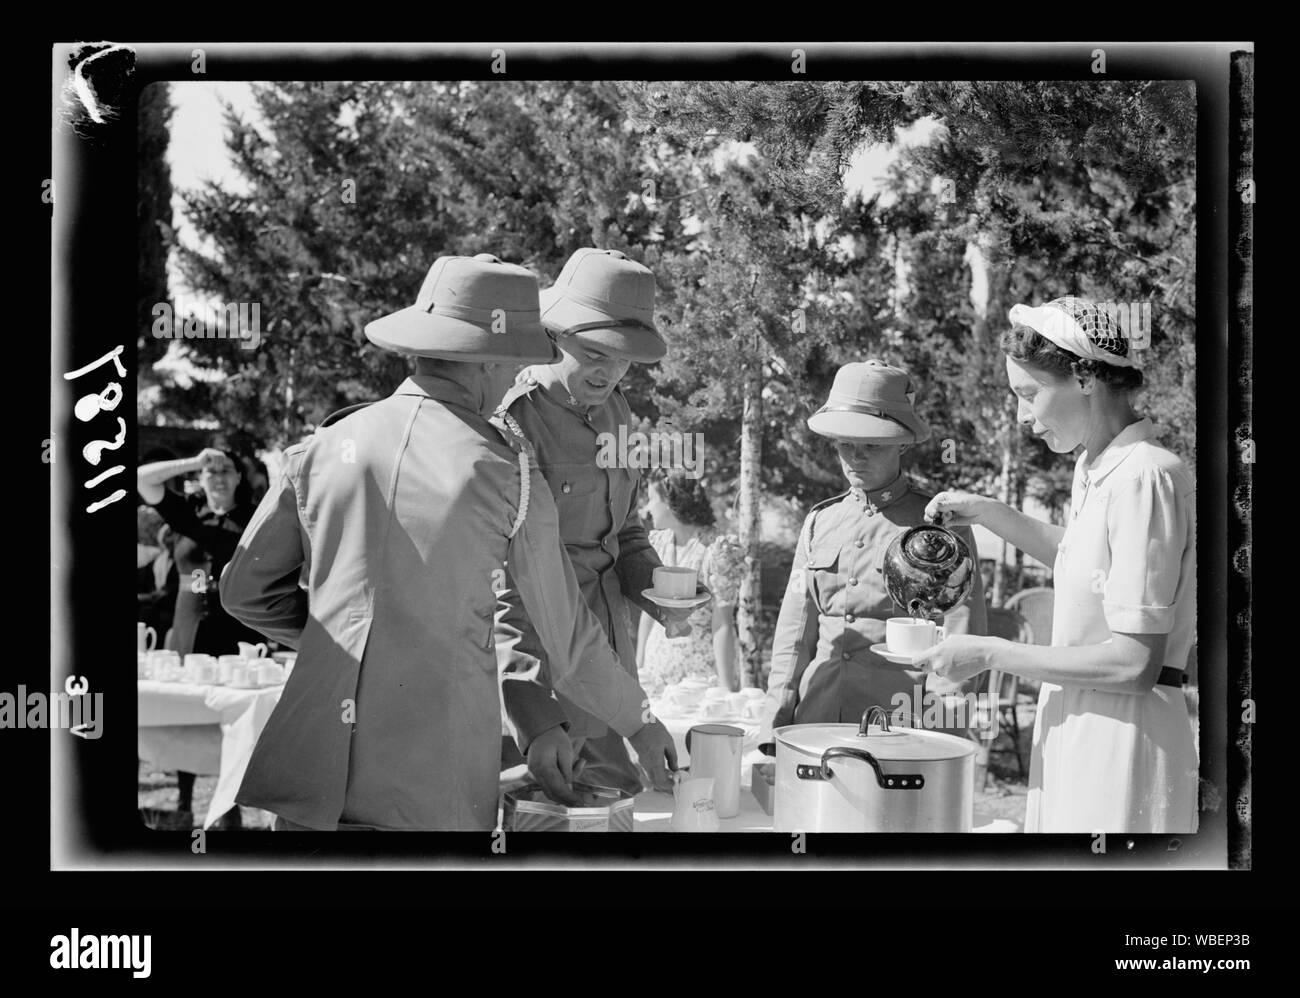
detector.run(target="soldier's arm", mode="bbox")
[218,447,310,650]
[505,461,649,742]
[496,569,570,755]
[757,514,821,753]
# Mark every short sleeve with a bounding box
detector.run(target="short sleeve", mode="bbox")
[704,533,744,607]
[1102,467,1193,634]
[648,528,673,564]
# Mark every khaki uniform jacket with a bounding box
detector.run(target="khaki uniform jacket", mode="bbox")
[758,475,987,750]
[219,371,648,830]
[494,366,668,751]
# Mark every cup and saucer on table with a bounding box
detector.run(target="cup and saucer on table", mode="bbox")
[225,658,287,690]
[641,566,712,610]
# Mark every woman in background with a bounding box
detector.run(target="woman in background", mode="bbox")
[136,443,265,824]
[637,470,744,694]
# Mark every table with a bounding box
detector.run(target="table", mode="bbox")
[137,680,283,829]
[631,789,1019,832]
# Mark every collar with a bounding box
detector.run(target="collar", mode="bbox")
[524,364,603,422]
[848,473,910,514]
[1080,418,1156,486]
[393,371,490,417]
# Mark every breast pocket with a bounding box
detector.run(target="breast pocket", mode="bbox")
[805,539,842,614]
[541,462,603,542]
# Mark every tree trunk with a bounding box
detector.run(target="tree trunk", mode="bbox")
[736,366,764,687]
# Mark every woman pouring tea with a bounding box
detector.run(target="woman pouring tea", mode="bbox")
[918,297,1197,834]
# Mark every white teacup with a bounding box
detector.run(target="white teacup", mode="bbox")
[218,655,244,685]
[701,699,732,719]
[726,691,749,715]
[229,663,253,687]
[885,617,946,657]
[238,641,269,661]
[250,658,283,686]
[703,687,728,702]
[653,566,697,599]
[148,651,179,679]
[741,699,766,722]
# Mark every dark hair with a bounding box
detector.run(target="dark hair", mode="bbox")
[1000,324,1144,393]
[648,470,715,528]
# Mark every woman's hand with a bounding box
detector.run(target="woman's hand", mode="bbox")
[912,635,1002,685]
[194,447,231,470]
[924,490,994,528]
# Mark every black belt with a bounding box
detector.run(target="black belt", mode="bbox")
[1156,666,1186,689]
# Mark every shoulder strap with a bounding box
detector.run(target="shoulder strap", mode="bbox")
[805,490,849,554]
[318,401,375,428]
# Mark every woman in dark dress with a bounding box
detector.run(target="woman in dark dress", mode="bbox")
[136,445,266,823]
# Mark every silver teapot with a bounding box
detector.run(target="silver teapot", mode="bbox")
[882,518,975,618]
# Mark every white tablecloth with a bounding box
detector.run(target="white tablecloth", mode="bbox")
[137,680,283,829]
[632,788,1019,832]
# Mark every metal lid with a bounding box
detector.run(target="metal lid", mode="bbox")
[774,723,976,761]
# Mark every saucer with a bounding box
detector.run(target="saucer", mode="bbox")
[870,643,930,665]
[641,589,712,609]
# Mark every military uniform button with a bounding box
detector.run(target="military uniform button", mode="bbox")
[856,540,864,548]
[561,482,572,494]
[842,651,851,660]
[845,613,855,623]
[849,577,858,586]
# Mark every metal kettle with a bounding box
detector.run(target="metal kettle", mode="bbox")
[882,517,975,618]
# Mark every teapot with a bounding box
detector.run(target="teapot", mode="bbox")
[882,517,975,619]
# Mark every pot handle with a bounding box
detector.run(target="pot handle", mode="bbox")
[795,746,926,790]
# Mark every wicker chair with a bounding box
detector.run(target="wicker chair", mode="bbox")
[977,607,1034,780]
[1004,586,1054,646]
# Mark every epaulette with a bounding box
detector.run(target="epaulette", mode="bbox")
[805,489,850,554]
[498,374,541,415]
[318,401,375,428]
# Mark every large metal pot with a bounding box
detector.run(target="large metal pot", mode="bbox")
[772,708,975,832]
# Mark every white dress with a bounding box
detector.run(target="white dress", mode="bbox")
[1024,419,1199,833]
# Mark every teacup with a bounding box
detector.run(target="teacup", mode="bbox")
[229,663,253,687]
[250,658,283,686]
[701,700,732,719]
[885,617,946,657]
[238,641,269,661]
[652,566,697,599]
[741,698,766,722]
[670,685,707,710]
[184,653,215,674]
[217,655,244,685]
[148,651,180,679]
[703,687,728,702]
[726,691,749,715]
